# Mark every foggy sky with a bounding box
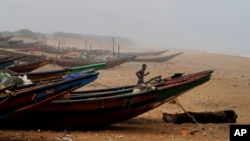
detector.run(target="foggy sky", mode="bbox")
[1,0,250,57]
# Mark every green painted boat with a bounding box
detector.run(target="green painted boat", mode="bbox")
[69,62,106,73]
[9,62,106,83]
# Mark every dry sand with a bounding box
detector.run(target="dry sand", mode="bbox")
[0,49,250,141]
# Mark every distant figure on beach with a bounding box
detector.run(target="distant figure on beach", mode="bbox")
[136,64,149,85]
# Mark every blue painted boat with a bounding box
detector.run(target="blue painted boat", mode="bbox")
[0,72,99,119]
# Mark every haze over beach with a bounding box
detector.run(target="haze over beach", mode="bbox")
[1,1,250,141]
[1,0,250,57]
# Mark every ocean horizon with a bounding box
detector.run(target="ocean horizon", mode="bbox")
[195,47,250,58]
[167,46,250,58]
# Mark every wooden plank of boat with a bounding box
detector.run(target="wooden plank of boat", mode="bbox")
[0,72,99,120]
[163,110,237,123]
[7,59,52,73]
[10,63,106,83]
[0,70,213,129]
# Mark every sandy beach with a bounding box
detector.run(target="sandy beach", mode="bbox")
[0,49,249,141]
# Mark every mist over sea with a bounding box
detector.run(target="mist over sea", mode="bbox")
[191,46,250,58]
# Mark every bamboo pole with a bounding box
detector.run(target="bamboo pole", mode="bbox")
[118,44,120,58]
[54,41,60,67]
[113,37,115,59]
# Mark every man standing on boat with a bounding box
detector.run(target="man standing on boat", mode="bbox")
[136,64,149,85]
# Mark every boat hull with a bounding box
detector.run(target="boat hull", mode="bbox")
[53,58,130,69]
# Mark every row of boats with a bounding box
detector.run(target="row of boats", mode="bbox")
[0,55,214,129]
[0,36,213,129]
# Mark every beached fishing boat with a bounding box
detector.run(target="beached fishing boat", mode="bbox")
[0,55,10,61]
[7,59,52,73]
[0,72,99,120]
[0,48,46,63]
[129,52,183,63]
[0,56,26,68]
[53,57,132,69]
[10,62,106,83]
[0,36,14,42]
[4,40,24,45]
[0,41,41,51]
[0,70,213,129]
[120,49,169,58]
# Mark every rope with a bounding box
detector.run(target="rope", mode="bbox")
[0,96,10,103]
[92,82,111,88]
[174,98,200,126]
[4,89,16,96]
[0,90,16,103]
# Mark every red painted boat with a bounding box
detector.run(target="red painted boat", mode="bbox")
[0,70,213,129]
[0,72,99,120]
[7,59,52,73]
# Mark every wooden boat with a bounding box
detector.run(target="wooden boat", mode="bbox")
[120,49,169,57]
[53,57,132,68]
[10,63,106,83]
[0,48,46,63]
[0,55,10,61]
[69,71,201,99]
[4,40,24,45]
[10,41,41,47]
[0,72,99,120]
[69,75,165,99]
[129,52,183,63]
[0,42,41,51]
[0,56,26,68]
[7,59,52,73]
[0,70,213,129]
[0,36,14,42]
